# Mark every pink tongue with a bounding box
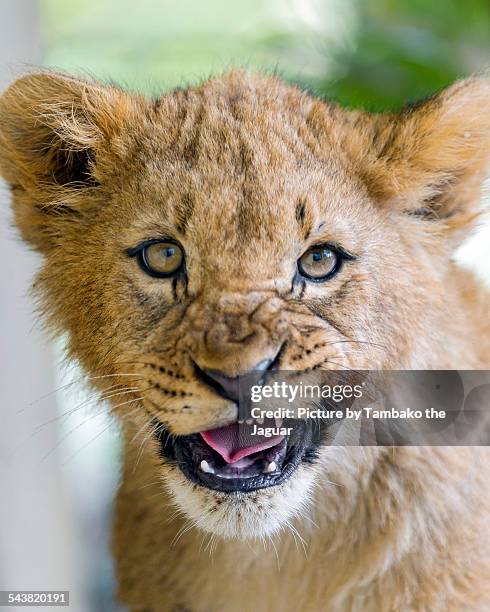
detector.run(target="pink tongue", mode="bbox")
[201,422,284,464]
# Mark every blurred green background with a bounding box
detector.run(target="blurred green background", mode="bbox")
[41,0,490,111]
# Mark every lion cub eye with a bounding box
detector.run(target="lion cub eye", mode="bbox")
[128,240,184,278]
[298,244,339,281]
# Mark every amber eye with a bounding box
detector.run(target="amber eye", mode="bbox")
[128,240,184,278]
[298,244,339,281]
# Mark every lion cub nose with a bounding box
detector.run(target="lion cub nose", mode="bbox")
[195,358,273,403]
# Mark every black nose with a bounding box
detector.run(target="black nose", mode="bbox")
[194,358,274,403]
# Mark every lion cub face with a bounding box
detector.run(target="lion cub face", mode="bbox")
[1,70,489,539]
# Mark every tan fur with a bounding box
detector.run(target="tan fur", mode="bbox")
[1,69,489,611]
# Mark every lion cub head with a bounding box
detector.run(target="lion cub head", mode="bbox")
[1,70,489,539]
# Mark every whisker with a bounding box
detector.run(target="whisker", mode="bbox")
[133,421,161,471]
[129,416,155,448]
[40,396,143,463]
[268,534,281,570]
[284,519,308,558]
[326,339,387,350]
[171,520,195,548]
[137,479,165,492]
[32,386,141,433]
[18,372,144,414]
[61,421,115,466]
[60,403,145,467]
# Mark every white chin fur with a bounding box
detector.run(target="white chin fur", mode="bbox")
[163,464,318,540]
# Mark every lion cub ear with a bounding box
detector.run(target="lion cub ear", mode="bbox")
[361,76,490,240]
[0,71,142,252]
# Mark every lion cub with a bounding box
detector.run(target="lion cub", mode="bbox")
[1,69,489,611]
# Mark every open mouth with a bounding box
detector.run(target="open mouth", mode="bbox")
[155,419,319,493]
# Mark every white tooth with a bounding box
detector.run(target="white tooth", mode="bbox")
[264,461,277,474]
[200,460,215,474]
[256,417,264,424]
[246,418,253,425]
[238,419,244,425]
[275,417,283,428]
